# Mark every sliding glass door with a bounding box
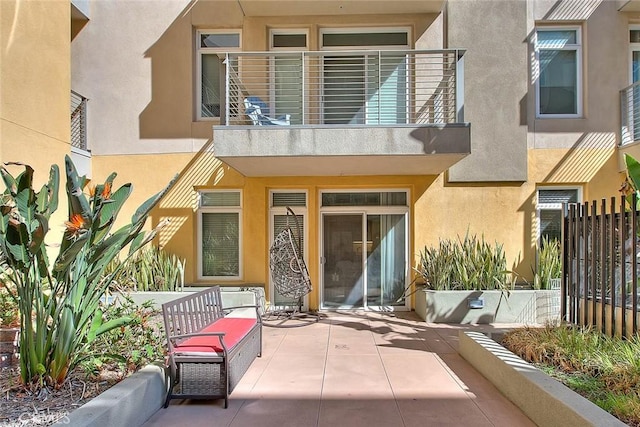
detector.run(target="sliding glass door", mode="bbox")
[320,191,409,310]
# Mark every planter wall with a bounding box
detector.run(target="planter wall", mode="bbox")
[415,289,561,324]
[110,285,266,316]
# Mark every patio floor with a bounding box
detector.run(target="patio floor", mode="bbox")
[143,311,536,427]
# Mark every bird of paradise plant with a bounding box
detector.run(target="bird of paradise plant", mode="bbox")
[0,155,175,389]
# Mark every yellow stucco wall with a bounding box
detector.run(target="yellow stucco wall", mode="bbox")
[90,142,624,311]
[1,0,71,249]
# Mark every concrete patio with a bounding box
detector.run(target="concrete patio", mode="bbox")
[143,312,535,427]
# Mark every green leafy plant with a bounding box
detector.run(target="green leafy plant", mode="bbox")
[0,156,175,389]
[503,325,640,425]
[417,232,510,290]
[80,296,165,377]
[0,281,18,327]
[533,236,562,290]
[107,245,185,292]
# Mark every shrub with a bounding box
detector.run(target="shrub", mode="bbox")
[417,232,510,290]
[533,236,562,290]
[108,245,185,292]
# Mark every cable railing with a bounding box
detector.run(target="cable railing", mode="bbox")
[71,90,88,151]
[217,49,465,127]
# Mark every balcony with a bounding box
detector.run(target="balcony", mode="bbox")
[213,49,470,177]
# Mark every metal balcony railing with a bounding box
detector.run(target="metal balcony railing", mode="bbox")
[71,90,88,151]
[620,82,640,145]
[218,49,465,127]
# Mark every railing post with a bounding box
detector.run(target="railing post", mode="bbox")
[633,194,639,335]
[221,53,229,126]
[600,198,607,335]
[455,50,465,123]
[301,51,305,125]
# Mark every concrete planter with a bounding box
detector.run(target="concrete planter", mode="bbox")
[414,289,561,324]
[110,286,266,316]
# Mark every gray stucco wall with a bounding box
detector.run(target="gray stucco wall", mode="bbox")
[447,0,528,182]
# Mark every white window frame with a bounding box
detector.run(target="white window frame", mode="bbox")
[319,27,411,50]
[534,26,582,119]
[196,29,242,121]
[269,190,309,309]
[536,186,582,244]
[197,189,243,280]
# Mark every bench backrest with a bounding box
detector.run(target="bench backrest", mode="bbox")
[162,286,225,343]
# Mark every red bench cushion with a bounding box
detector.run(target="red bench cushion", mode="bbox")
[173,318,257,354]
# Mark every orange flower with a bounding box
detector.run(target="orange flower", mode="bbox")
[88,184,96,197]
[101,182,112,199]
[64,214,86,236]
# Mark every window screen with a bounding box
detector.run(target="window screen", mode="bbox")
[322,192,407,207]
[273,34,307,48]
[272,192,307,207]
[201,212,240,277]
[538,188,579,242]
[201,191,241,207]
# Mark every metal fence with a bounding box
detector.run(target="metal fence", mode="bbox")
[220,49,465,126]
[563,196,640,337]
[71,90,88,151]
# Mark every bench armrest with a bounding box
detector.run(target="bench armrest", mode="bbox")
[170,331,226,340]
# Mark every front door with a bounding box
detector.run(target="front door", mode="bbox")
[320,195,409,310]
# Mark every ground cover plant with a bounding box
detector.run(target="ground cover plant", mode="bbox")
[502,325,640,426]
[0,296,166,425]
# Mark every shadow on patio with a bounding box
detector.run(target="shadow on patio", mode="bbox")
[143,312,535,427]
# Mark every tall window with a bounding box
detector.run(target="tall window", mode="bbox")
[537,188,580,243]
[535,27,582,118]
[270,191,307,307]
[197,31,241,119]
[198,190,242,279]
[270,30,308,125]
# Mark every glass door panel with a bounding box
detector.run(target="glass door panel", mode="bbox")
[274,56,303,124]
[366,54,408,125]
[323,56,366,124]
[322,214,364,307]
[272,213,305,307]
[366,214,406,307]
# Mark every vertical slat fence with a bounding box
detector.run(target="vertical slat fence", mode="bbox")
[563,196,639,337]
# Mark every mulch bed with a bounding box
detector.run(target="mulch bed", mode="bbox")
[0,363,128,426]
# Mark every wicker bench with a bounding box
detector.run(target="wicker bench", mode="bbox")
[162,286,262,408]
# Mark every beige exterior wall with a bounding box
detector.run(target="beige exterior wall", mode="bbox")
[71,1,638,309]
[1,0,72,249]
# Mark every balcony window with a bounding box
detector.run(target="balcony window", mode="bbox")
[197,30,241,119]
[198,190,242,279]
[320,28,410,125]
[535,27,582,118]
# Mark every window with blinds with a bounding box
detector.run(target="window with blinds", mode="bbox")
[199,190,242,279]
[537,188,579,242]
